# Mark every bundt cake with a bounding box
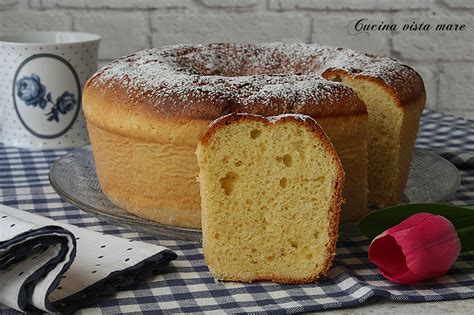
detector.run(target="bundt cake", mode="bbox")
[196,113,344,283]
[82,43,425,228]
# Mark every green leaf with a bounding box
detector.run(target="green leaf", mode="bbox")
[359,203,474,253]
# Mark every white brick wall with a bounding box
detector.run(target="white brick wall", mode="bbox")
[75,12,149,59]
[151,14,310,46]
[1,0,472,117]
[311,13,391,55]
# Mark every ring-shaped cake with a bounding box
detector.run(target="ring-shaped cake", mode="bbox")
[83,43,425,228]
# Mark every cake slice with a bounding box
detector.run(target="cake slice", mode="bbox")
[323,67,425,207]
[196,113,344,283]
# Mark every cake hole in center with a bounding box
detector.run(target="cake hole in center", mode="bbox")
[221,155,230,163]
[282,154,292,167]
[331,75,342,82]
[290,240,299,249]
[220,171,239,195]
[276,154,293,166]
[250,129,261,139]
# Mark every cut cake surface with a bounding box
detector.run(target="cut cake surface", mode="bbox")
[196,113,344,283]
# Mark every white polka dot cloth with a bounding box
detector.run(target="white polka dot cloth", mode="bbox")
[0,204,176,313]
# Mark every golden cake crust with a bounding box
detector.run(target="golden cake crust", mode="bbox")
[84,76,367,147]
[82,43,423,228]
[198,113,344,283]
[84,43,423,126]
[322,62,425,107]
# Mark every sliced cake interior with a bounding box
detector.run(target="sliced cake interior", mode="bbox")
[196,113,344,283]
[324,73,425,207]
[341,77,403,206]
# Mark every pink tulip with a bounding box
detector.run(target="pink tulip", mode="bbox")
[368,212,461,284]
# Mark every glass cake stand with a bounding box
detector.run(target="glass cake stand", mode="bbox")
[49,146,461,242]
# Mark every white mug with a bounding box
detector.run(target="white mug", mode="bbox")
[0,31,100,149]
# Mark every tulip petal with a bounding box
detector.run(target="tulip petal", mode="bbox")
[395,215,461,277]
[368,234,409,280]
[385,212,433,234]
[368,213,461,284]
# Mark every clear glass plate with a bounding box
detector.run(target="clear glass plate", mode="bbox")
[49,146,461,242]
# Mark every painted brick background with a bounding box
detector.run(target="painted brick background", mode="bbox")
[1,0,472,117]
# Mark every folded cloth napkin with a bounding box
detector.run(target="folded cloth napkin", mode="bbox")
[0,204,177,313]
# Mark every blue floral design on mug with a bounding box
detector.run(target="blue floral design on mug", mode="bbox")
[16,74,47,108]
[16,74,77,122]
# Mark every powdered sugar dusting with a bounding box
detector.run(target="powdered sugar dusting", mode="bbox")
[206,112,314,130]
[91,43,417,116]
[267,113,314,123]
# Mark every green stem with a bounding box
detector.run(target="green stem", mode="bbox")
[456,214,474,253]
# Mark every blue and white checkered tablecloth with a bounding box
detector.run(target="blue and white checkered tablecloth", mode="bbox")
[1,109,474,314]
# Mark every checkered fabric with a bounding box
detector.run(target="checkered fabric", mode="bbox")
[1,109,473,314]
